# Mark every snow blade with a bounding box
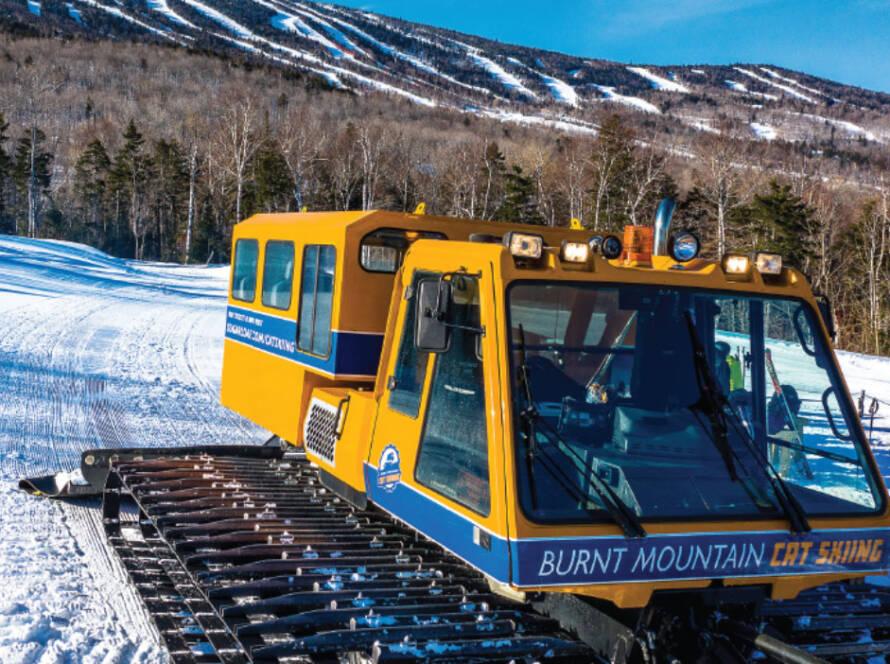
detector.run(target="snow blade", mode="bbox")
[18,445,285,499]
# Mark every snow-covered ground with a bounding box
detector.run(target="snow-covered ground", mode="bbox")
[0,236,265,663]
[0,235,889,661]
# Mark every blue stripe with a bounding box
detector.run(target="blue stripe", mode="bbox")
[364,463,511,583]
[511,528,890,587]
[225,305,383,376]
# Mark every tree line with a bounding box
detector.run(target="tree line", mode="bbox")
[0,100,886,356]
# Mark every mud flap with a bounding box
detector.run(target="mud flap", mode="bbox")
[19,444,285,498]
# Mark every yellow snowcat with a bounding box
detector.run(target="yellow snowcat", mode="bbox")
[23,202,890,663]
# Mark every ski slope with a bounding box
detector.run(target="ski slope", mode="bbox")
[0,235,889,661]
[0,236,266,664]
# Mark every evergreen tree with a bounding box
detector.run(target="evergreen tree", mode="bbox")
[150,138,188,261]
[12,127,53,238]
[588,114,635,231]
[495,165,544,225]
[480,141,506,220]
[745,181,815,270]
[74,139,111,246]
[110,119,152,258]
[253,144,292,213]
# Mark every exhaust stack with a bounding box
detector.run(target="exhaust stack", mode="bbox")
[653,198,676,256]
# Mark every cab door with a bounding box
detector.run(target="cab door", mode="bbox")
[366,257,510,585]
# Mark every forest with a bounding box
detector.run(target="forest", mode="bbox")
[0,36,887,357]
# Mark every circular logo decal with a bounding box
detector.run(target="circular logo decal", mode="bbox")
[376,445,401,493]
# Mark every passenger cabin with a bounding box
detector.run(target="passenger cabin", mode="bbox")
[220,210,590,443]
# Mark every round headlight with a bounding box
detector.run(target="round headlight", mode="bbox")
[601,234,623,260]
[588,235,603,253]
[668,232,700,263]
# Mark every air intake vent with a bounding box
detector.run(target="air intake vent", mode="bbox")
[303,398,338,464]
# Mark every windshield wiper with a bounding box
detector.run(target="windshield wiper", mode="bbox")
[683,311,810,534]
[515,326,646,539]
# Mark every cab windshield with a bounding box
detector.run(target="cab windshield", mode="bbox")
[508,282,883,523]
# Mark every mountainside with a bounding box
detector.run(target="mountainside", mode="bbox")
[3,0,890,144]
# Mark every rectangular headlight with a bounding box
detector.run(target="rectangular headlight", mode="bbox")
[722,254,750,275]
[560,240,589,263]
[755,252,783,275]
[504,232,543,259]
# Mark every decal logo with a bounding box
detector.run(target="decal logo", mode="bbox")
[376,445,401,493]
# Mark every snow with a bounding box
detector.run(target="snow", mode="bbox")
[507,57,577,106]
[146,0,195,29]
[269,10,345,58]
[179,0,252,38]
[750,121,777,140]
[455,41,536,99]
[66,2,83,23]
[26,0,40,16]
[760,67,826,99]
[735,67,816,103]
[801,113,882,143]
[0,235,266,663]
[77,0,183,43]
[592,84,661,114]
[627,66,689,93]
[725,78,779,101]
[690,69,706,75]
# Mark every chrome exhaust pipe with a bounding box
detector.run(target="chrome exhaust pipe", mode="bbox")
[653,198,675,256]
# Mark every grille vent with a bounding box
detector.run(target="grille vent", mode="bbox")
[304,398,339,464]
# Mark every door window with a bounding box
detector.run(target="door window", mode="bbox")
[415,277,490,515]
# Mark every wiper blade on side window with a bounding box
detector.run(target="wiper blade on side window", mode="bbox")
[683,311,810,534]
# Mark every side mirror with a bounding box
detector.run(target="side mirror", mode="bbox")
[415,278,451,352]
[815,295,836,345]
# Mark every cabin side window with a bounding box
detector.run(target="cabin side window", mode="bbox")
[360,228,447,273]
[261,241,295,310]
[231,239,259,302]
[298,245,336,356]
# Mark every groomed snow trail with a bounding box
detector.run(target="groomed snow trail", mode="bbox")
[0,236,266,663]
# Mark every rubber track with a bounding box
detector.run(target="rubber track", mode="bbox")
[102,451,601,664]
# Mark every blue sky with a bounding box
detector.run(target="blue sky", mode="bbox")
[333,1,890,93]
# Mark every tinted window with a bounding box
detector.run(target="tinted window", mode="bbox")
[416,277,489,514]
[231,239,259,302]
[388,271,432,417]
[261,241,295,310]
[360,228,446,273]
[298,245,336,356]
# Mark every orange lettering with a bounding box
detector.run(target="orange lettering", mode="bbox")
[782,542,800,566]
[816,541,830,564]
[798,542,813,565]
[771,542,785,566]
[870,540,884,563]
[841,540,853,564]
[829,541,844,564]
[857,540,873,563]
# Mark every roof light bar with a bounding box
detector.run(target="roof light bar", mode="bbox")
[668,232,700,263]
[601,235,623,260]
[503,232,543,260]
[755,252,783,275]
[722,253,751,277]
[560,240,590,263]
